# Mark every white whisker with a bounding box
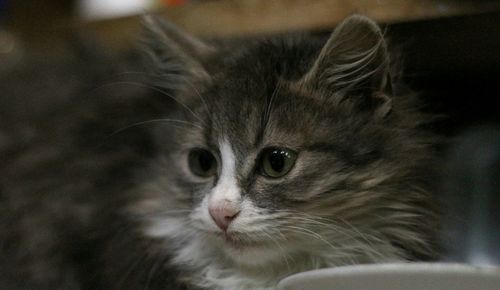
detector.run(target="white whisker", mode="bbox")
[93,81,205,123]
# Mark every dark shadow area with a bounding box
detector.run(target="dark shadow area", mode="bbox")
[388,12,500,136]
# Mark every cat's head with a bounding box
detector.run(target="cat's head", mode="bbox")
[131,15,437,270]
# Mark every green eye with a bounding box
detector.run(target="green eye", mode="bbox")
[188,149,217,177]
[260,148,297,178]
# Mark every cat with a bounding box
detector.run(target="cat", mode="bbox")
[0,14,439,289]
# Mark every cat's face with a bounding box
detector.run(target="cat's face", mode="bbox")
[164,82,379,266]
[132,15,436,270]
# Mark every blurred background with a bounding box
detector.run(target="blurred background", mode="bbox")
[1,0,499,267]
[1,0,500,131]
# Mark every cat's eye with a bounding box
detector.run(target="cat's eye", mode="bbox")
[259,148,297,178]
[188,149,217,177]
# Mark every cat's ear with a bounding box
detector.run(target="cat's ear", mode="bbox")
[302,15,392,118]
[141,15,216,89]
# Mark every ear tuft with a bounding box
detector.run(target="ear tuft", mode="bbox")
[142,15,216,60]
[302,15,392,118]
[140,15,214,89]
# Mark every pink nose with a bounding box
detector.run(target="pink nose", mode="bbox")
[209,201,240,231]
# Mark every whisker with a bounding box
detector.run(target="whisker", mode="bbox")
[290,214,356,238]
[115,245,151,288]
[260,228,294,271]
[333,217,383,248]
[144,255,167,290]
[110,71,212,123]
[91,81,205,124]
[282,225,338,251]
[273,209,377,245]
[182,79,212,123]
[270,210,390,262]
[109,118,202,137]
[261,80,282,130]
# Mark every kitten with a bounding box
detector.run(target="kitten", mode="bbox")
[0,15,439,289]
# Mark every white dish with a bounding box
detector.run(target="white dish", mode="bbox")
[278,263,500,290]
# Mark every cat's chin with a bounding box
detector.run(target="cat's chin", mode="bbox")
[218,234,285,267]
[225,244,284,267]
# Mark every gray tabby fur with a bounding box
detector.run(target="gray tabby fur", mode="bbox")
[0,15,439,289]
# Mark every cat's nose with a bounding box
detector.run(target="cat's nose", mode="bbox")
[208,200,240,231]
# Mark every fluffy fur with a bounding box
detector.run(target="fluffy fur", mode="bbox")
[0,15,439,289]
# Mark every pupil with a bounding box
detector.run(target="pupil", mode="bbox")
[269,150,285,172]
[198,151,213,172]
